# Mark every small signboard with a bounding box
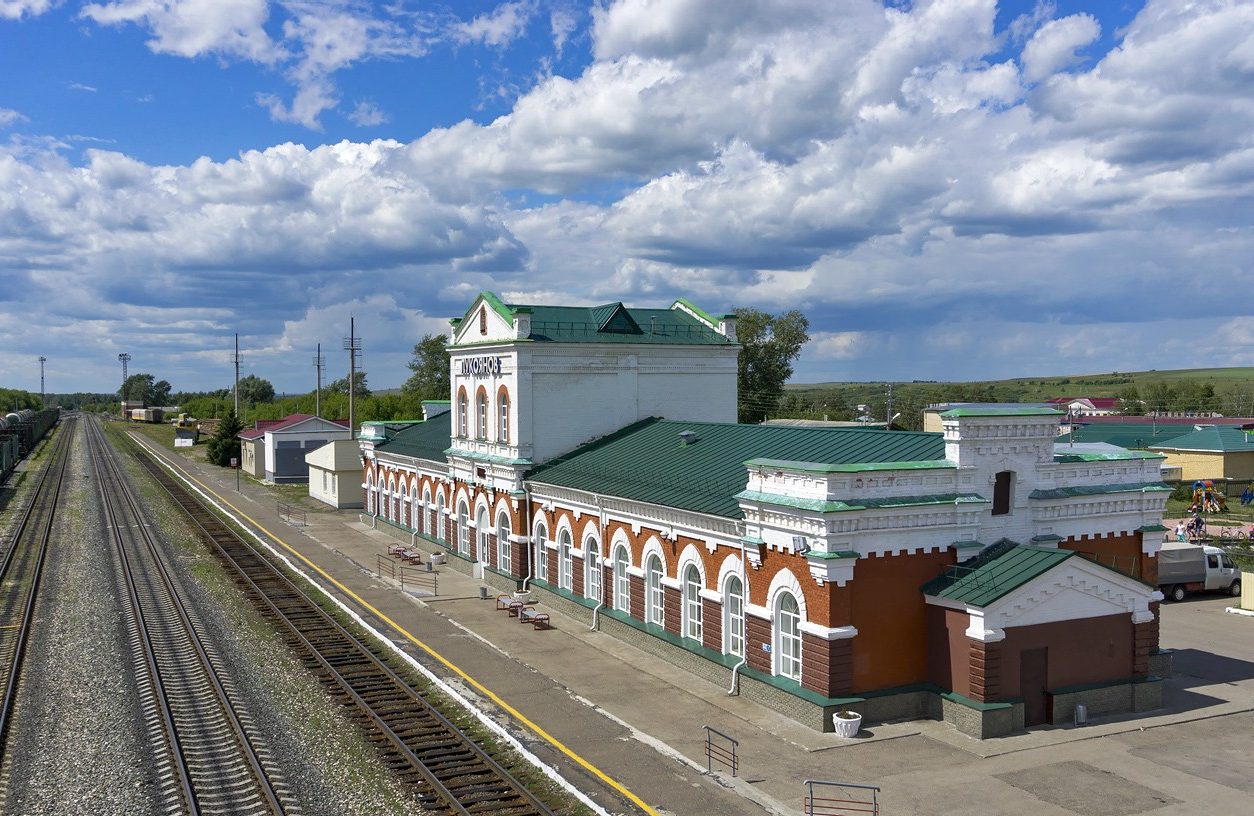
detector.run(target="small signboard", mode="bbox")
[174,438,193,448]
[229,457,239,468]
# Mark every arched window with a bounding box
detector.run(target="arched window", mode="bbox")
[612,545,630,612]
[384,477,394,521]
[683,564,703,641]
[410,484,419,529]
[645,554,664,626]
[723,574,745,658]
[533,521,549,582]
[585,536,602,602]
[558,528,573,591]
[392,479,401,523]
[775,592,801,681]
[434,493,445,542]
[497,511,512,573]
[366,473,375,514]
[476,507,490,564]
[457,388,468,438]
[457,501,469,555]
[421,488,431,535]
[476,389,488,439]
[498,390,509,443]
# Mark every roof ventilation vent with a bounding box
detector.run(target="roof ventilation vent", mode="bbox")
[678,430,698,447]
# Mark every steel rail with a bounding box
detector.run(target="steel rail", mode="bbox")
[86,417,287,816]
[126,430,557,816]
[0,416,75,763]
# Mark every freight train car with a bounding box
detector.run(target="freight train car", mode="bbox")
[128,407,164,423]
[0,407,57,482]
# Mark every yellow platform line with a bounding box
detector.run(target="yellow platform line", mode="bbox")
[163,459,658,816]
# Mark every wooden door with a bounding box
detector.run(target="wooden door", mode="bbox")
[1021,648,1049,726]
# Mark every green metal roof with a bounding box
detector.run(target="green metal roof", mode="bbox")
[527,419,945,518]
[1057,422,1183,450]
[457,291,734,346]
[374,412,451,462]
[939,405,1062,418]
[921,542,1074,606]
[1148,425,1254,454]
[1052,447,1163,462]
[1029,481,1172,501]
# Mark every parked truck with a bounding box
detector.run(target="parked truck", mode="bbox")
[1158,541,1241,602]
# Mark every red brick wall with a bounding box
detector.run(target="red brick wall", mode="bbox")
[997,613,1133,699]
[663,585,681,637]
[801,634,853,697]
[850,548,955,692]
[747,615,771,673]
[1060,531,1146,582]
[702,597,722,652]
[926,606,973,695]
[572,556,585,597]
[629,574,644,619]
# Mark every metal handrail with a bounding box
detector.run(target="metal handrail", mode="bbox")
[703,725,739,777]
[804,779,880,816]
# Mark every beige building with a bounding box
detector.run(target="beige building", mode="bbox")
[306,439,363,509]
[1148,426,1254,483]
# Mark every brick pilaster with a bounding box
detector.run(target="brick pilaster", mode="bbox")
[663,585,682,637]
[969,639,1002,702]
[629,574,644,620]
[801,633,853,697]
[702,597,722,653]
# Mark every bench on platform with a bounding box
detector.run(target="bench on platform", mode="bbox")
[518,606,551,630]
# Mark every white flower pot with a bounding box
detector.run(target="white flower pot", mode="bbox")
[832,712,862,738]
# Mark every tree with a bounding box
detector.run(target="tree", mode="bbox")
[329,370,371,398]
[237,374,275,404]
[1116,386,1143,416]
[119,373,173,405]
[205,408,245,467]
[403,333,450,401]
[735,307,810,424]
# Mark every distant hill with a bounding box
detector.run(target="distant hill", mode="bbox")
[779,367,1254,431]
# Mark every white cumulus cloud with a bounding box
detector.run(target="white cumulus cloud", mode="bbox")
[1021,13,1100,82]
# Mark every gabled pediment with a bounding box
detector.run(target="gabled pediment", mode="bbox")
[591,302,643,335]
[451,292,516,346]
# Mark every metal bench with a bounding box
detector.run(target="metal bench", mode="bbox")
[518,606,550,630]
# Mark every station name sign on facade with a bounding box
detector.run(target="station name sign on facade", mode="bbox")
[459,356,503,377]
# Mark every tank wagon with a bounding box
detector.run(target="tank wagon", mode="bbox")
[0,407,59,463]
[0,418,19,483]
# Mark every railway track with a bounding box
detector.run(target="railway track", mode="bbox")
[85,417,294,816]
[122,431,558,816]
[0,416,74,760]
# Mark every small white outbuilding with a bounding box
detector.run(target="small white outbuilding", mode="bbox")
[305,438,363,509]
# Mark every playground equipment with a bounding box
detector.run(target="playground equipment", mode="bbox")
[1191,480,1228,513]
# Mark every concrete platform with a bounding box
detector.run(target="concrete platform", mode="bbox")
[132,434,1254,816]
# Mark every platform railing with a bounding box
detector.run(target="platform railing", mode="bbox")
[702,725,738,777]
[803,779,880,816]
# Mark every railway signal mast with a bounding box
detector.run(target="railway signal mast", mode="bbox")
[38,356,46,407]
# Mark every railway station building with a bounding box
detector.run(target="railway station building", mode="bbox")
[360,293,1171,738]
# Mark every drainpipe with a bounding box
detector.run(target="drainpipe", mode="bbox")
[590,493,607,631]
[521,484,535,592]
[728,533,749,696]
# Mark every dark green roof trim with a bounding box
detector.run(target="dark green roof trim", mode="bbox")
[421,399,451,405]
[940,406,1062,418]
[806,550,859,561]
[1138,523,1169,533]
[477,290,515,323]
[1029,482,1172,500]
[952,540,985,549]
[741,535,765,545]
[1031,534,1063,544]
[444,447,533,466]
[922,542,1074,606]
[941,690,1016,712]
[1053,450,1163,463]
[744,457,955,474]
[671,297,719,328]
[734,490,986,513]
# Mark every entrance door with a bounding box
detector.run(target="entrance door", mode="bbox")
[1020,648,1049,726]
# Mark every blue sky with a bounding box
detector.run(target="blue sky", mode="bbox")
[2,0,1252,397]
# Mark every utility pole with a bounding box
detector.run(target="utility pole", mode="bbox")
[38,356,46,407]
[344,318,361,439]
[233,333,241,417]
[886,382,893,429]
[313,343,325,418]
